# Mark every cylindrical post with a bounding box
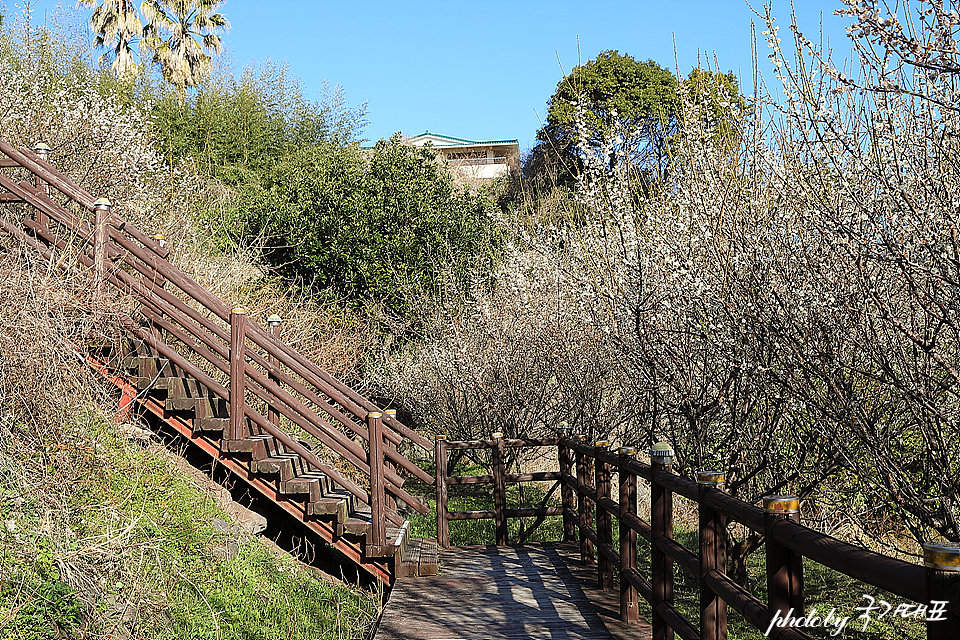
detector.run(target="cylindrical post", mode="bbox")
[619,446,639,623]
[152,234,166,248]
[368,411,386,549]
[32,142,50,224]
[923,542,960,640]
[491,432,508,546]
[435,434,450,548]
[267,314,282,430]
[698,471,728,640]
[575,434,594,565]
[229,308,247,444]
[93,197,111,292]
[595,440,614,591]
[557,424,577,542]
[651,442,675,640]
[764,495,804,627]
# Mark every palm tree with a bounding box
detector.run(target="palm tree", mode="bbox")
[139,0,230,100]
[80,0,143,78]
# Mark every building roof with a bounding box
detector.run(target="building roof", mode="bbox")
[407,131,519,147]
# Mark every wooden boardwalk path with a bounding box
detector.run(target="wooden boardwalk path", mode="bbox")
[375,542,652,640]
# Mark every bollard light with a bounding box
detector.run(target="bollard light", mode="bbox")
[762,495,800,514]
[649,441,674,465]
[697,471,725,487]
[93,197,112,210]
[267,314,282,327]
[923,541,960,572]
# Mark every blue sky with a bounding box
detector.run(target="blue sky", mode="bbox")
[11,0,854,153]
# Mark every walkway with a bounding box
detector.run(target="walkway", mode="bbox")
[375,542,652,640]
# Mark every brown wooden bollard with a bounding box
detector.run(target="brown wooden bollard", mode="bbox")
[491,432,508,546]
[435,434,450,548]
[650,442,675,640]
[764,495,804,627]
[698,472,727,640]
[575,434,594,566]
[557,424,577,542]
[93,197,112,293]
[228,308,247,444]
[267,314,282,430]
[923,541,960,640]
[32,142,50,224]
[619,446,639,623]
[367,411,386,550]
[595,440,614,591]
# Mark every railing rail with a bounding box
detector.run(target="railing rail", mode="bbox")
[435,430,960,639]
[0,142,437,550]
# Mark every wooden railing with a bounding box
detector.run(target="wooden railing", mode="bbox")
[435,431,960,639]
[0,141,435,551]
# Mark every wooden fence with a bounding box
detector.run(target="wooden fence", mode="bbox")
[435,431,960,640]
[0,141,435,559]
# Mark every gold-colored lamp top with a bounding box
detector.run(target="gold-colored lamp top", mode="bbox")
[697,471,725,486]
[367,411,382,419]
[923,542,960,572]
[231,307,246,314]
[595,440,611,448]
[491,432,503,439]
[384,409,397,417]
[649,442,675,460]
[574,434,587,442]
[435,434,447,441]
[619,446,638,456]
[763,495,800,514]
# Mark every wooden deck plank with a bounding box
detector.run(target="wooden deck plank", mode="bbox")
[375,542,651,640]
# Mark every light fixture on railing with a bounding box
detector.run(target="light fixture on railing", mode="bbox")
[152,234,166,248]
[762,495,800,514]
[649,441,674,465]
[32,142,50,160]
[697,471,725,487]
[93,197,112,211]
[618,446,637,457]
[922,541,960,572]
[267,314,282,327]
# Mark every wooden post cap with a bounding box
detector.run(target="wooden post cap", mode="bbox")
[231,307,246,314]
[267,314,282,325]
[367,412,383,419]
[492,432,503,439]
[435,434,447,441]
[649,441,674,463]
[697,471,725,486]
[93,197,112,210]
[763,495,800,514]
[618,446,637,456]
[923,542,960,571]
[595,440,611,448]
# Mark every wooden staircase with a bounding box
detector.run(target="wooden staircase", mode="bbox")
[0,140,438,585]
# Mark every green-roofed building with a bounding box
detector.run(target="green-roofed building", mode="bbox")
[404,131,520,180]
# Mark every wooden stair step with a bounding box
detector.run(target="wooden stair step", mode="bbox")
[342,517,371,536]
[164,377,208,399]
[166,395,226,414]
[195,417,229,433]
[396,537,438,578]
[280,471,328,501]
[256,453,302,475]
[306,496,348,520]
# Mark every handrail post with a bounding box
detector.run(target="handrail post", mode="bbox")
[435,434,449,548]
[32,142,50,226]
[491,432,508,546]
[575,434,594,565]
[698,472,728,640]
[650,442,675,640]
[619,446,639,623]
[267,314,282,430]
[368,411,386,550]
[229,308,246,445]
[923,542,960,639]
[595,440,614,591]
[93,197,112,292]
[557,424,577,542]
[764,495,804,628]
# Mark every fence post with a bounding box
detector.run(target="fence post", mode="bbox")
[698,471,728,640]
[619,446,639,623]
[491,432,508,546]
[650,441,675,640]
[229,308,247,445]
[267,314,282,430]
[595,440,614,591]
[764,495,804,627]
[368,411,386,550]
[32,142,50,226]
[435,434,449,548]
[923,542,960,640]
[93,197,112,292]
[575,434,594,565]
[557,424,577,543]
